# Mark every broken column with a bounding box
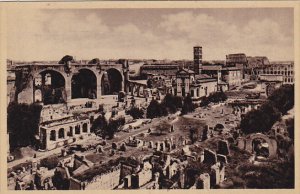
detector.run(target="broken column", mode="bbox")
[237,137,246,150]
[212,162,226,185]
[155,141,160,151]
[217,140,230,155]
[197,173,211,189]
[124,175,131,189]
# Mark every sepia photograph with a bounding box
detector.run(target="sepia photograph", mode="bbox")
[1,1,299,191]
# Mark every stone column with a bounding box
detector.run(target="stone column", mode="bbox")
[197,173,210,189]
[137,86,140,97]
[97,72,103,100]
[64,128,68,139]
[87,121,91,133]
[211,163,220,186]
[65,74,72,102]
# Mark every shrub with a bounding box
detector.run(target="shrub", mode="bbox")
[200,91,227,107]
[146,100,168,119]
[127,107,144,119]
[268,84,294,114]
[182,94,195,115]
[240,102,281,134]
[7,102,42,151]
[40,155,60,170]
[161,93,183,113]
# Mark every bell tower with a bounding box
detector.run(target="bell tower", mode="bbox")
[193,46,202,75]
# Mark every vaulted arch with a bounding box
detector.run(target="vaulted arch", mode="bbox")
[35,70,66,105]
[71,69,97,99]
[101,68,123,95]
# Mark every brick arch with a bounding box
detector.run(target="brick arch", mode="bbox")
[71,68,97,99]
[34,69,67,104]
[74,67,99,78]
[101,68,124,95]
[34,68,68,82]
[245,133,277,158]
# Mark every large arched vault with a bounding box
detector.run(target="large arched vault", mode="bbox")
[71,69,97,99]
[101,68,123,95]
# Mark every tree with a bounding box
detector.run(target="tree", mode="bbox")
[40,155,60,170]
[240,85,294,135]
[162,93,183,114]
[200,91,227,107]
[146,100,167,119]
[58,55,75,64]
[156,121,171,135]
[174,96,183,109]
[240,101,281,134]
[268,84,294,114]
[209,91,227,103]
[91,115,108,136]
[7,102,42,150]
[162,93,177,113]
[286,118,294,141]
[200,96,210,107]
[91,115,125,139]
[182,94,195,115]
[88,58,100,65]
[127,107,144,119]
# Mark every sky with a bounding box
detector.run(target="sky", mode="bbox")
[6,8,294,61]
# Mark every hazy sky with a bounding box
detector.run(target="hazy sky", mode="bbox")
[6,8,294,61]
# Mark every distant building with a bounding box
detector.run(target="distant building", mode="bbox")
[174,68,196,97]
[247,56,270,68]
[221,67,243,87]
[225,53,247,67]
[258,74,283,97]
[140,64,179,77]
[7,68,16,106]
[254,62,294,84]
[202,65,242,89]
[172,68,218,103]
[39,104,92,150]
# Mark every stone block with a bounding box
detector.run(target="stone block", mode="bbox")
[203,149,217,165]
[217,140,230,155]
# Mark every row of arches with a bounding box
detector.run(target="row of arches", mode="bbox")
[127,83,147,97]
[49,123,89,141]
[34,68,123,104]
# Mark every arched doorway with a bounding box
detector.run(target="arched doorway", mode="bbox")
[252,138,269,158]
[75,125,81,134]
[68,127,73,137]
[36,70,66,105]
[58,128,65,139]
[50,130,56,141]
[101,68,123,95]
[71,69,97,99]
[83,123,88,133]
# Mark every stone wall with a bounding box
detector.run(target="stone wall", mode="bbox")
[84,165,121,190]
